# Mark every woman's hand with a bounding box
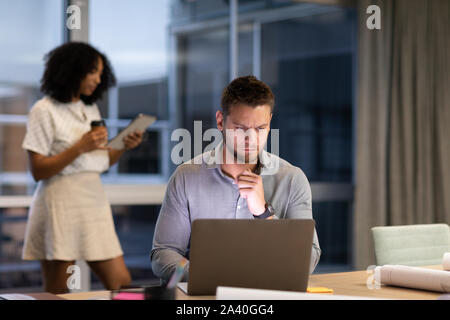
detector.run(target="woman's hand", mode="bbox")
[107,131,144,167]
[76,127,108,154]
[123,130,144,150]
[27,128,108,181]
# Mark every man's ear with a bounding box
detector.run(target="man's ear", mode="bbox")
[216,110,224,131]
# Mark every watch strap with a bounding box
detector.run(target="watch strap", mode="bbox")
[253,203,274,219]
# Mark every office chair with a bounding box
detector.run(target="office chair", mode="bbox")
[371,223,450,266]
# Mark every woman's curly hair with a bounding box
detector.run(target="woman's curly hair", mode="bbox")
[40,42,116,105]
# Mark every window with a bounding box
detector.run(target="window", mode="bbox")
[88,0,172,287]
[259,9,356,271]
[0,0,64,290]
[261,13,355,182]
[179,27,229,137]
[173,0,356,272]
[89,0,171,182]
[0,0,173,291]
[0,0,64,194]
[177,24,255,156]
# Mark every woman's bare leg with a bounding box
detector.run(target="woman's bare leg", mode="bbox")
[87,255,131,290]
[40,260,76,294]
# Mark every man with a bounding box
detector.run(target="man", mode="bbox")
[151,76,321,283]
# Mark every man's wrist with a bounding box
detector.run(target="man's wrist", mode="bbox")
[253,203,275,219]
[252,203,267,216]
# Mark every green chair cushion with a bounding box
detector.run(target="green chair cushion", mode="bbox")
[371,224,450,266]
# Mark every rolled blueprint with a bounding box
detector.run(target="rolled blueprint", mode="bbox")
[215,286,385,300]
[443,253,450,271]
[374,265,450,293]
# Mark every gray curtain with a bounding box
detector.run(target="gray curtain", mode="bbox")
[355,0,450,269]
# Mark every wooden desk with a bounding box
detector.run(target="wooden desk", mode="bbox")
[59,265,444,300]
[305,265,443,300]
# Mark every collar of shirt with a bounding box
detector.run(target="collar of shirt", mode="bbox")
[65,100,88,122]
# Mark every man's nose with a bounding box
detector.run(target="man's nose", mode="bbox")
[246,128,258,139]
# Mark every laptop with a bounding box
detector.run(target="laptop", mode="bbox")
[179,219,315,295]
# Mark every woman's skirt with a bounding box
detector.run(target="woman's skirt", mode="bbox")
[22,172,123,261]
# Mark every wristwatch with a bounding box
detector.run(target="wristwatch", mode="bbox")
[253,203,275,219]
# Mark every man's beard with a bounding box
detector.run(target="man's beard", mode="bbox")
[223,134,259,165]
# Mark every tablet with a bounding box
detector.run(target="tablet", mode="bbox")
[107,114,156,150]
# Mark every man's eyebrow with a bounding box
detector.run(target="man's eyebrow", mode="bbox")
[231,121,268,128]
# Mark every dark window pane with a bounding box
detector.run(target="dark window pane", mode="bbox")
[118,130,160,174]
[96,92,109,119]
[118,80,168,120]
[313,202,351,269]
[179,28,229,157]
[238,24,253,77]
[261,10,355,183]
[105,205,160,286]
[171,0,229,24]
[171,0,305,24]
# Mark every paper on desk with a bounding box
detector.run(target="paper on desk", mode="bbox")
[216,286,386,300]
[443,252,450,271]
[374,265,450,293]
[177,282,188,294]
[0,293,36,300]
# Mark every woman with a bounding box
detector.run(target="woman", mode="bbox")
[22,42,143,294]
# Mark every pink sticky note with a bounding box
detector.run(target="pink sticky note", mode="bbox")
[112,292,145,300]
